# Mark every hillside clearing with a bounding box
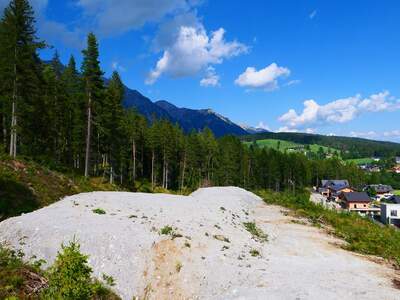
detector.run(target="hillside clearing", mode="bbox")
[0,187,399,299]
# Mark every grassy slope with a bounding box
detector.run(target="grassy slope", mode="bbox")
[344,158,375,165]
[0,157,122,220]
[244,138,340,154]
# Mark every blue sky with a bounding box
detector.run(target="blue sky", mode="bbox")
[1,0,400,141]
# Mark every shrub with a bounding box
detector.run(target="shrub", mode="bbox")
[249,249,261,257]
[41,240,93,299]
[41,240,120,300]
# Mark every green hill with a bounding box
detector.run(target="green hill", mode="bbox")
[242,132,400,159]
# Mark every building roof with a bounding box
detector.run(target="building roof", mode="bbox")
[342,192,371,203]
[321,180,349,189]
[367,184,393,193]
[389,195,400,204]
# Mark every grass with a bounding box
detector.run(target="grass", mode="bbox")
[345,157,375,165]
[394,190,400,196]
[160,225,174,235]
[249,249,261,257]
[257,189,400,267]
[243,139,341,156]
[92,208,106,215]
[243,222,268,242]
[0,157,122,221]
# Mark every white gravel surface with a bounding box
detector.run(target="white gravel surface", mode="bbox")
[0,187,399,299]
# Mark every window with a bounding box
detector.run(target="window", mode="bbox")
[391,210,398,217]
[354,204,357,208]
[364,204,366,207]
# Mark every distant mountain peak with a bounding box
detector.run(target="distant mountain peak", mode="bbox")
[123,88,249,137]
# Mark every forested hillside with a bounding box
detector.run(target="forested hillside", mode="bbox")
[0,0,398,209]
[242,132,400,159]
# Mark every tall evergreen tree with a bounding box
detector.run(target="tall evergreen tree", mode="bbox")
[0,0,44,158]
[81,32,103,177]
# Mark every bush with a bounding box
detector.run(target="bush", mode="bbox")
[41,240,120,300]
[41,240,93,299]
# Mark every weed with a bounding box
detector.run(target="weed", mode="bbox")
[243,222,268,242]
[175,262,182,273]
[92,208,106,215]
[160,225,173,235]
[184,242,191,248]
[249,249,261,257]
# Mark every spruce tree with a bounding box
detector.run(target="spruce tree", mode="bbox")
[0,0,44,158]
[81,33,104,177]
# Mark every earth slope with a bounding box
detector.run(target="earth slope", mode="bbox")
[0,187,398,299]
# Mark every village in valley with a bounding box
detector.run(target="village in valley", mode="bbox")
[312,155,400,227]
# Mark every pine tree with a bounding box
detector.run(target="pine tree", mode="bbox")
[81,33,104,177]
[0,0,44,158]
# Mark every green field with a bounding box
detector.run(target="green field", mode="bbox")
[394,190,400,196]
[344,157,375,165]
[244,139,341,155]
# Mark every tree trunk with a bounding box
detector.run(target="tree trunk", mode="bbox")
[84,90,92,177]
[132,138,136,182]
[151,150,155,189]
[9,47,17,158]
[180,151,186,191]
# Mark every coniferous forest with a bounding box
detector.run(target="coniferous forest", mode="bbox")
[0,0,397,193]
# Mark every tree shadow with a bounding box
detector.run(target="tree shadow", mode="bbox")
[0,178,40,221]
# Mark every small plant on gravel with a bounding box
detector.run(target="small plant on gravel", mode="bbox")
[184,241,191,248]
[41,240,119,300]
[175,262,182,273]
[160,225,173,235]
[243,222,268,242]
[92,208,106,215]
[249,249,261,257]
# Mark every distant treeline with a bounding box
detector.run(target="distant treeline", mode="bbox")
[0,0,399,192]
[241,132,400,159]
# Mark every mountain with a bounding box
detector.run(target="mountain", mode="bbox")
[155,100,248,137]
[122,86,248,137]
[238,124,270,134]
[123,87,173,122]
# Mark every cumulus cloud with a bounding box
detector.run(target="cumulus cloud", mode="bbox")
[200,66,220,87]
[234,63,290,90]
[256,121,271,131]
[279,91,400,130]
[146,26,247,84]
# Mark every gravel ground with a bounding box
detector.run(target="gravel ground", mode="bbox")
[0,187,399,299]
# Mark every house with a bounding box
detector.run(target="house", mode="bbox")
[365,184,393,194]
[341,192,379,215]
[395,156,400,164]
[320,180,353,199]
[380,203,400,226]
[388,195,400,204]
[392,166,400,174]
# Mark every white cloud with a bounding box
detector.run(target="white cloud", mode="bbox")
[77,0,192,36]
[146,26,247,84]
[309,10,317,19]
[200,66,220,87]
[234,63,290,90]
[279,91,400,130]
[350,131,378,138]
[256,121,271,131]
[285,79,301,87]
[383,130,400,138]
[111,61,126,72]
